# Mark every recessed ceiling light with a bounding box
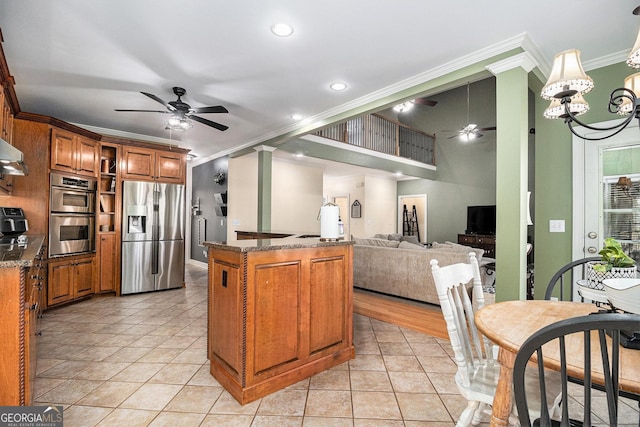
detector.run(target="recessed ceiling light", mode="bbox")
[329,82,347,91]
[290,113,303,120]
[271,23,294,37]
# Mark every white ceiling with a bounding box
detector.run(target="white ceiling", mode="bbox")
[0,1,637,167]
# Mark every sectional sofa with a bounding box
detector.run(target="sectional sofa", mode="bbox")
[352,235,485,306]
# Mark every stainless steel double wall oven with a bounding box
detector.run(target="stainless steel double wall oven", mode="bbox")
[49,172,96,257]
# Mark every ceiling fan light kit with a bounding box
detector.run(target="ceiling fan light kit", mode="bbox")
[541,7,640,140]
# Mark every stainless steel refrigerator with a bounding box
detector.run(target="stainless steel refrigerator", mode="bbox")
[121,181,185,294]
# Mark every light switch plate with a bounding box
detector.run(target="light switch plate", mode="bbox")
[549,220,565,233]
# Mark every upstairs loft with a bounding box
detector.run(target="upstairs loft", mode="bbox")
[313,113,436,167]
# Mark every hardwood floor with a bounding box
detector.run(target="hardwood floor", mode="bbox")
[353,288,448,340]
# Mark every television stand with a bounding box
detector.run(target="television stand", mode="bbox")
[458,233,495,258]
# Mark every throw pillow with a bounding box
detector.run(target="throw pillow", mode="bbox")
[387,233,403,241]
[373,233,389,240]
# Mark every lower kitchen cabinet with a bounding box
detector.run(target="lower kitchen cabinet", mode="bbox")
[48,254,96,306]
[98,233,117,293]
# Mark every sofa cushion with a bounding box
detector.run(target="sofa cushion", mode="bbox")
[354,237,400,248]
[432,241,484,260]
[398,240,424,250]
[387,233,403,241]
[401,235,420,245]
[373,233,389,240]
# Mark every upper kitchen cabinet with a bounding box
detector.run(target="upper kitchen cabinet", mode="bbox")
[0,89,14,193]
[50,128,99,177]
[121,145,187,184]
[0,36,19,195]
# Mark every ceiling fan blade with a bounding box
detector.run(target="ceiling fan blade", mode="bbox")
[189,106,229,114]
[188,114,229,131]
[140,91,175,111]
[114,109,171,114]
[413,98,438,107]
[477,126,496,132]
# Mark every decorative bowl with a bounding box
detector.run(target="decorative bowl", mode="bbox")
[602,278,640,314]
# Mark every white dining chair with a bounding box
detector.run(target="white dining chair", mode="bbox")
[431,253,561,426]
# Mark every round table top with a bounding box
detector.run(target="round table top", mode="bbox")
[475,300,640,395]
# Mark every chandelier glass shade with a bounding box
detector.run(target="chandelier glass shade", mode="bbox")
[541,20,640,141]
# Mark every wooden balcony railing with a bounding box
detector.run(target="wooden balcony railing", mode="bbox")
[313,113,436,166]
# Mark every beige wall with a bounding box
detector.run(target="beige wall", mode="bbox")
[227,154,258,241]
[324,174,397,238]
[364,175,397,237]
[228,153,324,239]
[271,160,324,233]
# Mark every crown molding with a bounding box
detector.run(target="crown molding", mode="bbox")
[486,52,538,75]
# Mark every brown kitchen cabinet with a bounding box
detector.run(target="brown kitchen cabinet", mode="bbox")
[207,241,355,404]
[0,237,46,406]
[47,254,96,306]
[121,145,186,183]
[458,233,496,258]
[50,128,99,177]
[0,82,15,193]
[97,233,117,293]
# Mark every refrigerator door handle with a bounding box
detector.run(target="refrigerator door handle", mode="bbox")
[151,239,159,275]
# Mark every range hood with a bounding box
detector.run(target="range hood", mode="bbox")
[0,138,28,176]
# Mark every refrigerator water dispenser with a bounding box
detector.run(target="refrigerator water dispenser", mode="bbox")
[127,205,147,234]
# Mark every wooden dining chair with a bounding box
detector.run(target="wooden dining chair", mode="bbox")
[512,312,640,427]
[431,253,560,426]
[431,253,497,426]
[544,257,601,301]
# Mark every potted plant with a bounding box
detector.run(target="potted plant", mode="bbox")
[586,237,637,290]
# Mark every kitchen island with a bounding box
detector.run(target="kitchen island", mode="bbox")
[0,235,46,405]
[205,236,354,404]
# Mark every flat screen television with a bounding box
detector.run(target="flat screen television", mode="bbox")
[466,205,496,235]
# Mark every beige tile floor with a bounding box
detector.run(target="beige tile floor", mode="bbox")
[34,263,639,426]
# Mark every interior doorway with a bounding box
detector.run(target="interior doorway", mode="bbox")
[397,194,427,243]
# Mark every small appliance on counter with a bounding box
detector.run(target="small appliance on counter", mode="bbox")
[0,207,29,240]
[0,207,30,260]
[318,202,344,241]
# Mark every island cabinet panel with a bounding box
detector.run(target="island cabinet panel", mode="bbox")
[251,261,301,376]
[209,252,243,380]
[207,242,354,405]
[309,256,347,353]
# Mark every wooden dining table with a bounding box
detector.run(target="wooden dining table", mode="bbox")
[474,300,640,427]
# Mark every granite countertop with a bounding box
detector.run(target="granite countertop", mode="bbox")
[0,235,46,268]
[204,234,352,252]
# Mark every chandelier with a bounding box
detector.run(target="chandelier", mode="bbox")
[541,9,640,140]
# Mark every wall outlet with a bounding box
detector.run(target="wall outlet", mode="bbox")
[202,250,207,257]
[549,220,565,233]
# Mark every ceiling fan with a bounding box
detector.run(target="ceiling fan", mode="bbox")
[443,82,495,141]
[115,87,229,131]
